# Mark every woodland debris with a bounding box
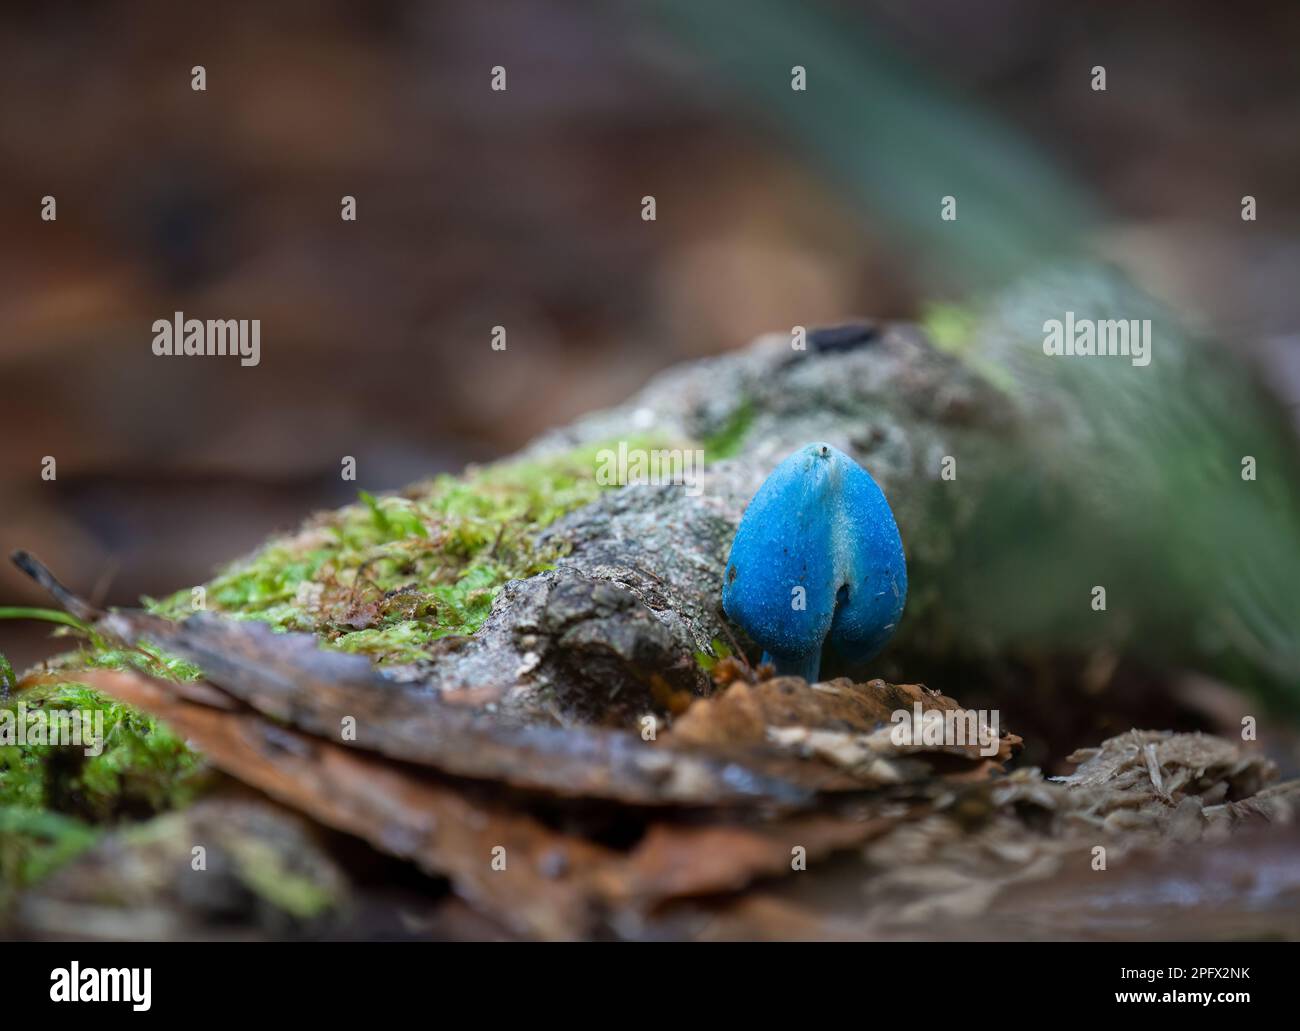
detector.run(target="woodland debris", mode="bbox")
[13,652,1292,940]
[13,553,1017,807]
[15,798,348,941]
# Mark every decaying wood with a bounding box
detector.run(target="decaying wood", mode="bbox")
[15,797,350,942]
[11,551,1300,941]
[21,652,1294,941]
[15,552,1014,807]
[26,657,1017,939]
[62,669,618,939]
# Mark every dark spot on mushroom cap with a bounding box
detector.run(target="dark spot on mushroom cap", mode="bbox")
[728,566,737,583]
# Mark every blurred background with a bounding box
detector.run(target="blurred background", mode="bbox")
[2,0,1297,671]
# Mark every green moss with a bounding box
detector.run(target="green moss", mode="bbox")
[1,680,208,820]
[146,439,689,667]
[59,641,204,683]
[922,302,979,354]
[921,301,1021,396]
[0,807,99,903]
[3,436,697,902]
[0,677,209,901]
[693,638,733,673]
[224,837,340,919]
[703,400,756,460]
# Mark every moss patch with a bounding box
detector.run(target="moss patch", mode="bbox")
[223,836,340,920]
[703,400,756,460]
[0,677,209,902]
[693,637,734,673]
[921,302,979,355]
[49,640,205,684]
[1,680,208,819]
[0,807,98,904]
[2,436,694,902]
[146,439,688,666]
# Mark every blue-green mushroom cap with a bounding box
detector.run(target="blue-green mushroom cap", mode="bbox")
[721,442,907,681]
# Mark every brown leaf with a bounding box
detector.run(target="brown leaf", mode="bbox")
[67,668,874,933]
[72,669,616,939]
[666,676,1021,783]
[598,810,894,906]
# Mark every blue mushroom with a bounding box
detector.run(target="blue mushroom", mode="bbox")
[721,443,907,682]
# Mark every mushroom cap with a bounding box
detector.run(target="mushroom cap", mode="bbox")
[721,442,906,674]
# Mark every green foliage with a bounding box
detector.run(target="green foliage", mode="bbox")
[653,0,1098,290]
[0,606,91,632]
[925,266,1300,716]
